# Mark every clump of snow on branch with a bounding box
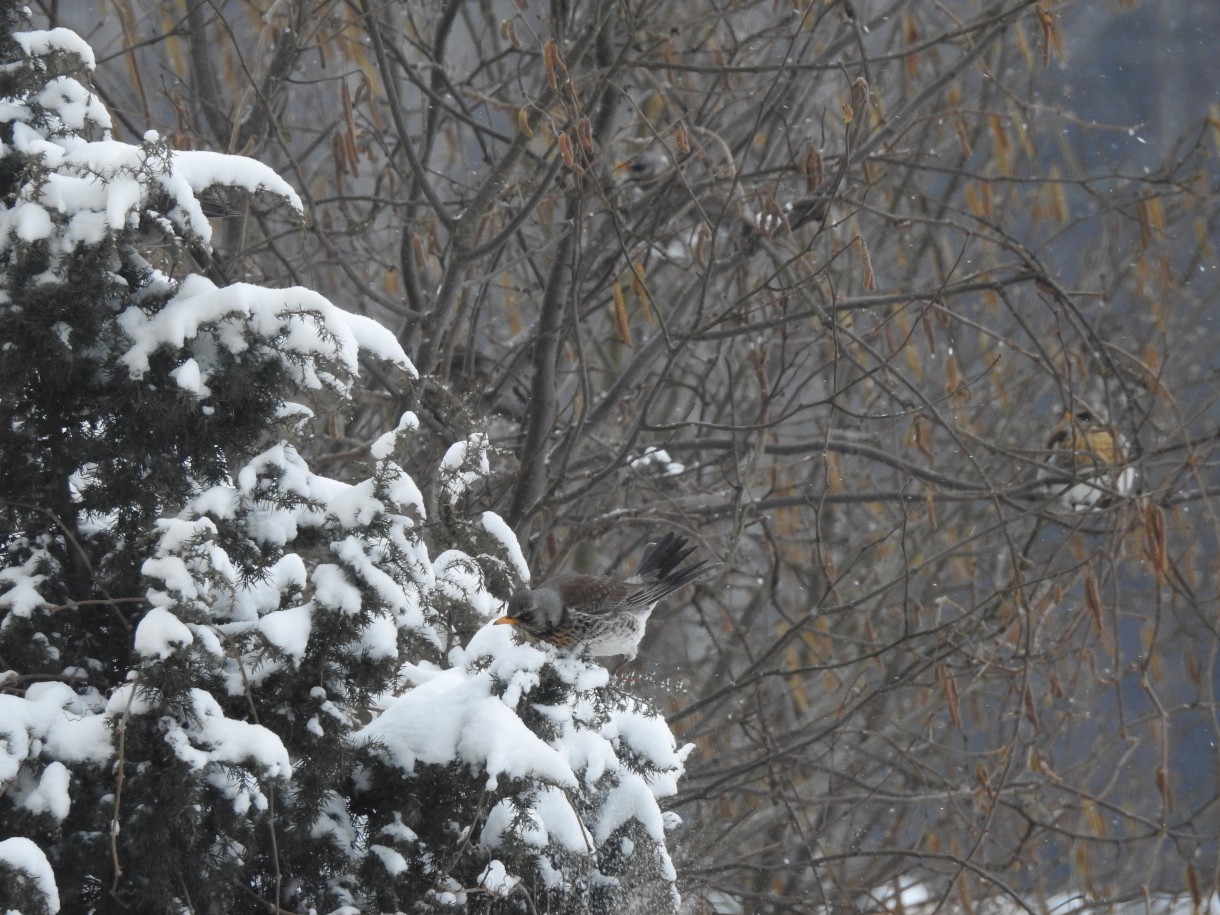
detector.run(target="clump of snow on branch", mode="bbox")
[118,275,415,395]
[0,836,61,914]
[481,510,531,582]
[630,446,686,476]
[0,682,112,824]
[438,432,490,502]
[139,428,446,681]
[13,27,96,67]
[358,622,692,909]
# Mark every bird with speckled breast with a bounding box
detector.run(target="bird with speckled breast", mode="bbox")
[495,533,715,662]
[1040,407,1135,510]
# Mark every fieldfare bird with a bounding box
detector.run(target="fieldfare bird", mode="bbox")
[495,533,715,661]
[609,130,755,262]
[616,149,673,185]
[1040,408,1135,511]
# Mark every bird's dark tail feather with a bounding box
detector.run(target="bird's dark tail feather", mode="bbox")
[636,533,716,590]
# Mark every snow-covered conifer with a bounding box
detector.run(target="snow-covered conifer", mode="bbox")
[0,6,689,912]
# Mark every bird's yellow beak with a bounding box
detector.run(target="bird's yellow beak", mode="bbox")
[494,616,519,626]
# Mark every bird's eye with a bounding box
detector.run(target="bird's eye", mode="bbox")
[506,597,532,624]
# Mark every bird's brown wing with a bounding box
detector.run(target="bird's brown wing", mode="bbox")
[1047,416,1123,475]
[541,573,633,615]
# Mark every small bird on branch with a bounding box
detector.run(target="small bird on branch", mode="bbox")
[1040,407,1135,511]
[495,533,715,662]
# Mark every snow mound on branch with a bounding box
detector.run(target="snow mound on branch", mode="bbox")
[140,439,442,693]
[359,640,580,791]
[108,685,290,780]
[0,550,52,618]
[481,510,531,583]
[14,27,96,68]
[0,682,112,806]
[438,433,489,501]
[118,275,415,392]
[481,785,593,854]
[361,621,692,897]
[172,148,302,211]
[133,605,195,659]
[0,28,413,383]
[0,836,60,913]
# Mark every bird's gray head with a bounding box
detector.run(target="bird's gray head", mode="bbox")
[496,587,564,636]
[620,151,671,184]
